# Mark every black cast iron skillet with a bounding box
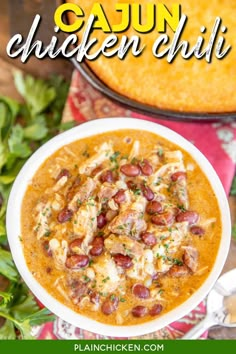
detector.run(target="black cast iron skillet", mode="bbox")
[61,0,236,122]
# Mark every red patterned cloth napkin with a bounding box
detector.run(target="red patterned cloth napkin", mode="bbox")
[35,70,236,340]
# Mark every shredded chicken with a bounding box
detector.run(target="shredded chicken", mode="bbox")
[152,222,189,273]
[129,140,140,160]
[49,239,68,270]
[79,142,114,175]
[93,254,120,292]
[98,182,118,202]
[183,246,199,272]
[34,202,52,240]
[53,175,68,192]
[108,196,147,238]
[72,202,97,253]
[104,234,144,257]
[68,178,96,212]
[170,177,189,209]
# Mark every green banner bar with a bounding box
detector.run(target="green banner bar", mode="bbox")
[0,340,236,354]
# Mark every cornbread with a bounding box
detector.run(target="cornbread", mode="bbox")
[67,0,236,113]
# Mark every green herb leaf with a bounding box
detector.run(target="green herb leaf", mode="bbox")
[232,224,236,241]
[0,248,19,282]
[110,151,120,163]
[0,291,13,306]
[230,176,236,196]
[14,71,56,116]
[0,319,16,339]
[24,116,48,141]
[0,72,71,339]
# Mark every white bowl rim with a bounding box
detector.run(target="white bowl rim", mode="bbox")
[6,117,231,337]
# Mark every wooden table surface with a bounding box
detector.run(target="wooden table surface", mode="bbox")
[0,0,236,339]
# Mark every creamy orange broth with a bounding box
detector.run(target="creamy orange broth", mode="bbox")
[67,0,236,113]
[21,130,221,325]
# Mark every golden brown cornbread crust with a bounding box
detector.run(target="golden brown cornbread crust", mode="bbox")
[67,0,236,113]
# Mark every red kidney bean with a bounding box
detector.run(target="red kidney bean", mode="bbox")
[149,304,163,316]
[190,225,205,236]
[90,292,100,305]
[66,255,89,269]
[151,212,174,226]
[176,211,199,225]
[101,295,119,315]
[97,213,107,229]
[171,171,186,182]
[69,238,83,253]
[100,170,114,183]
[113,254,133,269]
[141,232,157,247]
[120,164,140,177]
[146,201,162,215]
[139,159,153,176]
[114,190,126,204]
[132,284,150,299]
[56,168,70,181]
[127,180,137,190]
[90,237,104,256]
[141,185,154,201]
[57,208,73,223]
[132,305,148,318]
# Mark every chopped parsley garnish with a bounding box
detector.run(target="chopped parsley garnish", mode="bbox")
[131,157,138,165]
[156,253,183,266]
[160,235,167,240]
[44,230,51,237]
[133,188,141,195]
[120,298,126,302]
[110,151,120,163]
[121,154,129,160]
[87,202,95,206]
[99,292,108,297]
[154,177,162,186]
[172,258,183,266]
[117,225,125,230]
[82,150,90,158]
[83,275,90,283]
[177,204,186,212]
[102,276,110,283]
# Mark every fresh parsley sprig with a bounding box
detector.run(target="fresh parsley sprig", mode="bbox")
[0,71,74,338]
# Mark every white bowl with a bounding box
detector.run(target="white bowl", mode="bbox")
[6,118,231,337]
